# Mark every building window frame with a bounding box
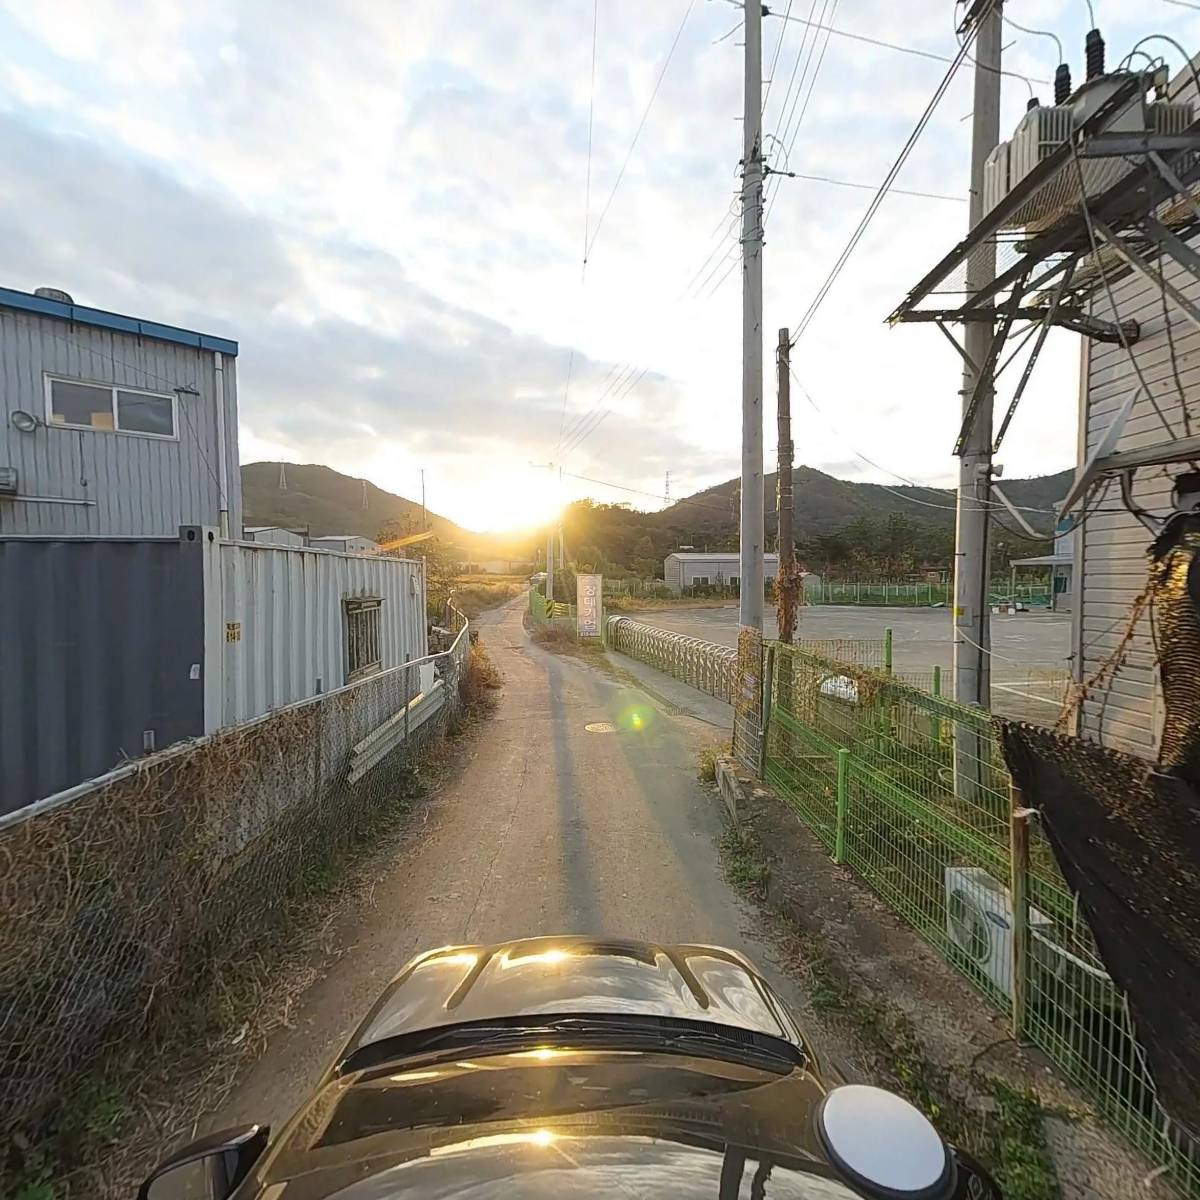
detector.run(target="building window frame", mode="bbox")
[345,597,383,681]
[43,374,179,440]
[692,575,710,587]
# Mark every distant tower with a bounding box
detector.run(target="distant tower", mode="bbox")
[664,470,671,505]
[362,478,368,510]
[278,463,287,491]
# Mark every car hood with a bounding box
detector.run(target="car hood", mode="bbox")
[344,937,801,1060]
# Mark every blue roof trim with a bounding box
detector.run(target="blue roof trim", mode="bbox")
[0,286,239,356]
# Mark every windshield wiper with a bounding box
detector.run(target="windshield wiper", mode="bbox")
[343,1014,803,1076]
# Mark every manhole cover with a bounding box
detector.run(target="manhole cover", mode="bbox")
[585,721,618,733]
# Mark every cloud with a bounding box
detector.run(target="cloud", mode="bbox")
[1,0,1179,526]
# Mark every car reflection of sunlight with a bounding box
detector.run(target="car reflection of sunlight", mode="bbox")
[500,948,570,968]
[430,1129,559,1157]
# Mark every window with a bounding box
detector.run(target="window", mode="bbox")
[346,599,383,680]
[46,377,176,438]
[692,576,710,586]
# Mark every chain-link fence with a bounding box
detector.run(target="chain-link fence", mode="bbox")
[0,612,471,1164]
[806,581,1053,608]
[763,642,1200,1196]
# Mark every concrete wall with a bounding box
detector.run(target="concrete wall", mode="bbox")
[0,304,241,537]
[0,535,206,814]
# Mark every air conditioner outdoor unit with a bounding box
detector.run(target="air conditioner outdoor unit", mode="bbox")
[946,867,1048,997]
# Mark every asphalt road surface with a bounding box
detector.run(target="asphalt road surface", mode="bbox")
[630,604,1072,722]
[209,597,797,1134]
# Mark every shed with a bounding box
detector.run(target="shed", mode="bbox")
[244,525,305,548]
[308,534,381,554]
[1009,549,1073,613]
[664,552,780,593]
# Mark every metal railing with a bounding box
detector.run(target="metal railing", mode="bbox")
[762,641,1198,1197]
[606,617,737,703]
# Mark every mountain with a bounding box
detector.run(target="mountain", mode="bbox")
[650,465,1072,537]
[240,462,534,559]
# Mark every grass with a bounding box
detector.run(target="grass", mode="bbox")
[718,814,1060,1200]
[4,641,505,1200]
[446,581,524,620]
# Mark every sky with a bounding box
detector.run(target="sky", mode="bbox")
[1,0,1197,531]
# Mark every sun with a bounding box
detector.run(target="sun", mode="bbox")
[455,465,562,532]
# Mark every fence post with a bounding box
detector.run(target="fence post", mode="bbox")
[758,645,776,779]
[884,628,893,675]
[1010,785,1033,1041]
[834,748,850,864]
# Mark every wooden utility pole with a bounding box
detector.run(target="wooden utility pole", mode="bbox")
[776,328,798,644]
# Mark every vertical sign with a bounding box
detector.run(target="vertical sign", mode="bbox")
[577,574,602,638]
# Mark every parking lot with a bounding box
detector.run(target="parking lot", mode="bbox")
[630,604,1072,724]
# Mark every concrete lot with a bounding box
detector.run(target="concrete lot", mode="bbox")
[630,604,1072,723]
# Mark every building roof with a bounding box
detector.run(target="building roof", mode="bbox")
[666,551,780,561]
[0,286,238,356]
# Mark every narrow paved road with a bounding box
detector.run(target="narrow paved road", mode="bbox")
[212,596,792,1132]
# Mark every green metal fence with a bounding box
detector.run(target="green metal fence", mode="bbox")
[763,642,1199,1195]
[807,581,1052,608]
[528,589,578,634]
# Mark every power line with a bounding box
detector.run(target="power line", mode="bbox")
[582,0,599,270]
[789,366,1055,516]
[761,0,796,115]
[766,5,1049,85]
[787,11,982,347]
[765,0,838,223]
[584,0,695,264]
[765,168,966,202]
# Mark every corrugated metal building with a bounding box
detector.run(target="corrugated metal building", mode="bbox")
[0,286,241,537]
[664,552,780,593]
[244,525,306,547]
[209,537,426,730]
[1073,68,1200,758]
[0,530,427,813]
[308,534,381,554]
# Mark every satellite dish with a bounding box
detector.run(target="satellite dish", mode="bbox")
[817,1085,955,1200]
[1057,387,1139,517]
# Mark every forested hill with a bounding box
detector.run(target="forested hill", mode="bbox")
[653,465,1072,537]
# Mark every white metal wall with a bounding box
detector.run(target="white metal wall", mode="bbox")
[204,537,427,731]
[0,309,241,537]
[1075,236,1200,758]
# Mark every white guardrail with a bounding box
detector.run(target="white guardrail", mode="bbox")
[605,616,737,704]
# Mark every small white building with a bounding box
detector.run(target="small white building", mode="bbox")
[664,552,779,593]
[308,534,380,554]
[244,525,305,547]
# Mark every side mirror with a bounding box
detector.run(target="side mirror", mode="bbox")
[136,1125,269,1200]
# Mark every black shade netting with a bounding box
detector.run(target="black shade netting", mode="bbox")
[999,720,1200,1142]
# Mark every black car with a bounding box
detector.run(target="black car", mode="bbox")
[138,937,1000,1200]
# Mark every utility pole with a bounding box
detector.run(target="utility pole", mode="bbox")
[546,524,556,605]
[736,0,765,763]
[953,0,1003,712]
[776,328,797,644]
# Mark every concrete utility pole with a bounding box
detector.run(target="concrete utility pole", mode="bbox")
[953,0,1003,711]
[776,328,797,644]
[739,0,765,633]
[546,524,556,605]
[734,0,765,761]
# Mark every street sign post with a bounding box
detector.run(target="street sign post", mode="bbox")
[577,574,602,639]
